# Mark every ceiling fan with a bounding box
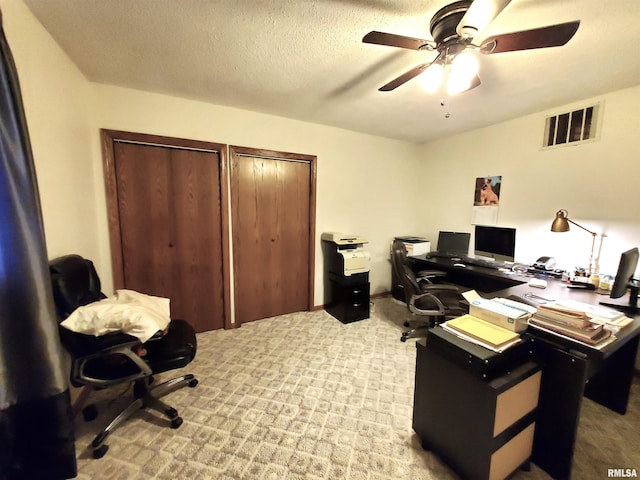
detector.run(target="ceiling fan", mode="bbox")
[362,0,580,94]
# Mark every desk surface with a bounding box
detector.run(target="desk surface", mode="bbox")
[411,253,635,306]
[411,254,640,360]
[411,254,640,480]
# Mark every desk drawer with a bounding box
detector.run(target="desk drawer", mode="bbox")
[490,423,535,480]
[413,343,541,480]
[494,371,541,436]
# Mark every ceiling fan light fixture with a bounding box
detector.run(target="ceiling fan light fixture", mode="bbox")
[447,50,478,94]
[418,63,444,93]
[451,50,479,78]
[446,72,472,95]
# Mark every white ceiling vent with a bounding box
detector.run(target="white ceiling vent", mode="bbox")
[543,103,601,148]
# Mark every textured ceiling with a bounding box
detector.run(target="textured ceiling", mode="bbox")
[23,0,640,144]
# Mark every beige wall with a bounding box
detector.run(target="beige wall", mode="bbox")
[2,0,102,265]
[417,86,640,278]
[3,0,421,310]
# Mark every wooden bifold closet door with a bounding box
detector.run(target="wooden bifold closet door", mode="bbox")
[103,130,229,333]
[230,146,316,325]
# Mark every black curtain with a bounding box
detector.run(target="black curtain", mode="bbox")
[0,8,76,480]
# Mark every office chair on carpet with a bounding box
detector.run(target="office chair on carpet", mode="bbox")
[49,254,199,459]
[391,240,468,342]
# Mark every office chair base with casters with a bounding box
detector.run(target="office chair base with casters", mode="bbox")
[400,315,436,342]
[90,373,198,459]
[400,285,468,341]
[401,323,435,342]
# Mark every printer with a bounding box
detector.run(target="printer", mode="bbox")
[321,232,370,276]
[322,232,371,324]
[395,236,431,257]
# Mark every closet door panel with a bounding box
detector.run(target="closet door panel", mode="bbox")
[169,148,225,331]
[231,153,312,324]
[113,140,225,332]
[115,143,175,296]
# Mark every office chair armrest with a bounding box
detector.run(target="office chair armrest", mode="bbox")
[72,340,153,388]
[417,269,446,278]
[419,284,461,292]
[416,270,447,284]
[408,291,446,316]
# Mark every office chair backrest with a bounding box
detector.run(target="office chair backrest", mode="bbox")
[49,254,106,320]
[391,240,421,303]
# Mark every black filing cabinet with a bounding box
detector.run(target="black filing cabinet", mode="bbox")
[413,330,541,480]
[322,233,370,323]
[325,272,370,324]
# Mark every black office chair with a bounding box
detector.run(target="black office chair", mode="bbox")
[49,254,199,459]
[390,240,468,341]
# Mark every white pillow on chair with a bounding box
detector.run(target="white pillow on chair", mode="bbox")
[60,289,171,342]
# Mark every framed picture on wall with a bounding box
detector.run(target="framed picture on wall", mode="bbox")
[474,176,502,206]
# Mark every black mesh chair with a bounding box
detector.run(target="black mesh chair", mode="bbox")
[390,240,468,341]
[49,254,199,459]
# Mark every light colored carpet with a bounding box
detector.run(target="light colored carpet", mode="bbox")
[71,297,640,479]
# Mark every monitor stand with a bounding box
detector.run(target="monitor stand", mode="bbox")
[599,285,640,315]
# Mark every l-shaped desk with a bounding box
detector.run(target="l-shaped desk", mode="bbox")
[409,254,640,480]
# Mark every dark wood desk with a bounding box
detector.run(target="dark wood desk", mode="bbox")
[409,254,640,480]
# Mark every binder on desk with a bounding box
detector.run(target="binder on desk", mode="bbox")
[445,314,521,350]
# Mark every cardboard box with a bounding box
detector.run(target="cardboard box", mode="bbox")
[469,298,530,332]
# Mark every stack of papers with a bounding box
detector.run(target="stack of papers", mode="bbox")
[553,299,633,328]
[442,314,522,353]
[528,301,620,349]
[529,313,611,346]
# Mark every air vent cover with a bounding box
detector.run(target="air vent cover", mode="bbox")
[543,103,600,148]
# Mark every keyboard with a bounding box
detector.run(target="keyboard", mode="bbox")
[460,256,509,270]
[425,252,464,259]
[426,252,510,270]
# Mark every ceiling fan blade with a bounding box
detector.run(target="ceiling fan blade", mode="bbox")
[363,31,434,50]
[456,0,512,38]
[379,63,430,91]
[480,21,580,54]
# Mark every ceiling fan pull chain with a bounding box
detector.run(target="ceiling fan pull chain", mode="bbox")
[441,62,451,118]
[440,95,451,118]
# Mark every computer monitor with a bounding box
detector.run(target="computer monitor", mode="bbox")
[600,247,639,314]
[474,225,516,262]
[436,231,470,256]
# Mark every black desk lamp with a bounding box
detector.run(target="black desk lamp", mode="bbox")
[551,209,597,275]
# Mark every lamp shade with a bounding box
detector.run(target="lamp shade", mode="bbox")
[551,209,570,232]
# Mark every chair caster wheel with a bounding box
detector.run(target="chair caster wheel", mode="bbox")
[93,444,109,459]
[171,417,183,429]
[403,321,410,327]
[400,336,407,342]
[188,379,198,388]
[82,404,98,422]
